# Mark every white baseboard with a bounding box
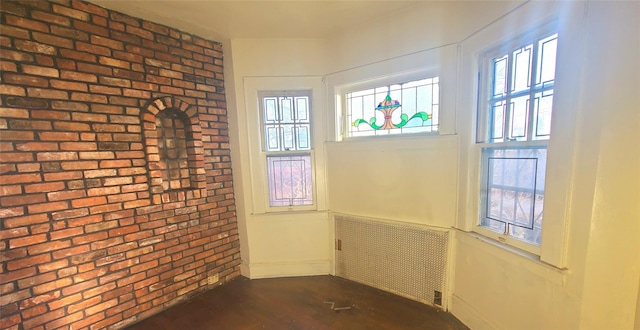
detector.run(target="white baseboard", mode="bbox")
[244,259,331,279]
[450,294,498,330]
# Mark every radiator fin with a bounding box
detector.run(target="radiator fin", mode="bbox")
[335,215,449,307]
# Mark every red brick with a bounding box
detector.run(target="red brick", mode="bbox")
[9,234,48,249]
[9,119,52,130]
[47,189,86,202]
[31,10,71,26]
[19,291,61,309]
[36,151,78,161]
[74,20,109,37]
[60,71,97,83]
[32,31,74,49]
[44,311,85,330]
[38,259,69,273]
[24,182,65,194]
[0,85,26,96]
[1,193,46,207]
[7,254,51,271]
[50,79,88,92]
[43,170,83,181]
[22,309,65,330]
[79,151,114,159]
[5,15,49,33]
[27,87,68,99]
[0,185,22,197]
[3,74,49,87]
[52,4,90,20]
[15,40,58,55]
[47,292,81,310]
[38,131,79,141]
[1,173,42,185]
[71,196,107,208]
[27,201,68,214]
[27,240,71,255]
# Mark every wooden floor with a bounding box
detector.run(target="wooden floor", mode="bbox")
[126,275,469,330]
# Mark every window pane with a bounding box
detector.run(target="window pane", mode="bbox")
[267,154,313,207]
[533,90,553,139]
[511,44,533,93]
[537,34,558,86]
[481,147,546,245]
[493,55,507,98]
[509,95,530,140]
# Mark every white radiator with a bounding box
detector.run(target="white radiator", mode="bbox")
[334,214,449,308]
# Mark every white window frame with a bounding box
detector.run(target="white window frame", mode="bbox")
[258,90,316,210]
[474,26,559,255]
[242,76,327,214]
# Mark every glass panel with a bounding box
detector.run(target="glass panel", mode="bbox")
[490,101,505,141]
[266,154,313,207]
[265,126,280,152]
[533,90,553,139]
[295,97,309,122]
[509,95,530,140]
[282,124,295,150]
[264,97,278,123]
[296,125,310,150]
[280,97,293,123]
[511,44,533,93]
[537,34,558,86]
[481,147,547,245]
[493,55,507,98]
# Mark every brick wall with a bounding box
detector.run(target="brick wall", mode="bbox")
[0,1,240,329]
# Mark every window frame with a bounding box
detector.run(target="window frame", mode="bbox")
[258,90,317,212]
[474,26,559,255]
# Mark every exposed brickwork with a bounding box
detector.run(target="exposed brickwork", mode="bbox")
[0,1,239,329]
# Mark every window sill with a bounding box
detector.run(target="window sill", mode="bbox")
[454,228,568,286]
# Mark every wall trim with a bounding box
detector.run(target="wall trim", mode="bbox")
[245,260,331,279]
[450,294,499,330]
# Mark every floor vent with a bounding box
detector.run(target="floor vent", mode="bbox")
[334,214,449,307]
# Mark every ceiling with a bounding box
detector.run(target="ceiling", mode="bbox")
[89,0,423,41]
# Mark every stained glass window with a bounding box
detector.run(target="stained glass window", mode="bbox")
[347,77,439,137]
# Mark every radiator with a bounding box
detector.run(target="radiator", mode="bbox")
[334,214,449,308]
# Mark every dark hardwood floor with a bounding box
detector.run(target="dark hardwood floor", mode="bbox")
[126,275,469,330]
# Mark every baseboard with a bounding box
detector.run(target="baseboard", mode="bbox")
[450,294,498,330]
[244,259,331,279]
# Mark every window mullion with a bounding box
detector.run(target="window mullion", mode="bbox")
[527,40,540,141]
[504,52,515,142]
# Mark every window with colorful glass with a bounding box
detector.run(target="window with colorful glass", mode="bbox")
[346,77,439,137]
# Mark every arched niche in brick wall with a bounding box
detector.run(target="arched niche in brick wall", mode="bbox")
[141,96,207,204]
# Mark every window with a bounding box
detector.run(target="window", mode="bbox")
[477,31,558,249]
[346,77,439,137]
[259,91,314,208]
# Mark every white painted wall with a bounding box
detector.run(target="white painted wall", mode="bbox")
[227,39,332,278]
[453,1,640,329]
[226,1,640,328]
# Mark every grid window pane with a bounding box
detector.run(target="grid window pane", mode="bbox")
[262,96,311,152]
[485,33,557,143]
[267,154,313,207]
